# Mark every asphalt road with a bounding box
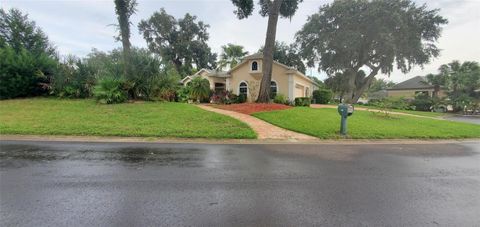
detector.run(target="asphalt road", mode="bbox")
[1,140,479,226]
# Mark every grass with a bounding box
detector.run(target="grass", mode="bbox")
[321,104,446,117]
[0,98,256,139]
[253,107,480,139]
[360,106,446,117]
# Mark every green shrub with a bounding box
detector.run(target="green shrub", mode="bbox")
[312,89,333,104]
[273,94,287,104]
[411,93,433,111]
[189,77,210,103]
[52,56,96,98]
[237,94,247,103]
[0,47,57,99]
[295,97,311,107]
[93,77,128,104]
[176,86,191,102]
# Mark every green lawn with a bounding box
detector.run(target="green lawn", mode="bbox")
[253,107,480,139]
[321,104,446,117]
[360,106,446,117]
[0,98,256,139]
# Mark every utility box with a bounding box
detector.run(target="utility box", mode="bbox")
[338,104,354,135]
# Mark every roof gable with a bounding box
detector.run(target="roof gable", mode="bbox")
[389,76,434,90]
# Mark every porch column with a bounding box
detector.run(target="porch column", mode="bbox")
[288,74,294,101]
[226,78,230,92]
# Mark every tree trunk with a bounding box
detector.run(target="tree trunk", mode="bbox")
[343,70,357,104]
[351,68,380,103]
[256,0,283,103]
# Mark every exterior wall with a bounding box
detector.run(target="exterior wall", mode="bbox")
[229,60,291,102]
[292,73,317,99]
[199,74,226,90]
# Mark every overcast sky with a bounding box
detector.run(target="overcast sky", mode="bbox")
[2,0,479,82]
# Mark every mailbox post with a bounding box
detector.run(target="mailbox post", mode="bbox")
[337,104,354,135]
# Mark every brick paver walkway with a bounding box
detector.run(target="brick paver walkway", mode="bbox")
[198,105,318,141]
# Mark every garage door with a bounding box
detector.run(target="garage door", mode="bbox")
[295,84,305,98]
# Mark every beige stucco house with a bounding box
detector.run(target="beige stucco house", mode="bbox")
[387,76,446,99]
[181,53,318,102]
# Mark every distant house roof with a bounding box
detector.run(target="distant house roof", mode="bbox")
[388,76,434,90]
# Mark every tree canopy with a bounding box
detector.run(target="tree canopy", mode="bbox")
[433,61,480,111]
[218,43,248,70]
[231,0,303,102]
[259,41,306,74]
[0,8,57,99]
[296,0,447,103]
[0,8,55,57]
[138,8,217,76]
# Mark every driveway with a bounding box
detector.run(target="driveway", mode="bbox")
[1,140,479,226]
[445,115,480,125]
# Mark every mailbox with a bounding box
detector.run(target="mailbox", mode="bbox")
[338,104,354,135]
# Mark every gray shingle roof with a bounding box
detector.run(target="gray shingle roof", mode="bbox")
[207,70,230,78]
[242,52,263,60]
[388,76,434,90]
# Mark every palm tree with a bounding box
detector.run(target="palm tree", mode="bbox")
[189,77,210,102]
[114,0,137,78]
[424,73,446,98]
[218,44,248,70]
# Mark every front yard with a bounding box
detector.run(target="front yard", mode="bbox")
[253,107,480,139]
[0,98,256,139]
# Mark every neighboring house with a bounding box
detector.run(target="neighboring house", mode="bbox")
[387,76,446,99]
[181,53,318,102]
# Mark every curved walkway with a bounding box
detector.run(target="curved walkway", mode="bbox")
[198,105,318,141]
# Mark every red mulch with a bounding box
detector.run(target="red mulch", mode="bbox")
[210,103,292,115]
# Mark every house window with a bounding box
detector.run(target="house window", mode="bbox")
[270,81,277,99]
[305,87,310,97]
[214,83,225,93]
[415,91,429,96]
[239,82,248,96]
[251,61,258,71]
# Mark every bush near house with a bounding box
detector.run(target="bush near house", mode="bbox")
[273,94,288,105]
[295,97,311,107]
[312,89,333,104]
[210,90,244,104]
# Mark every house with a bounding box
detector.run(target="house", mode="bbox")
[181,53,318,102]
[387,76,446,99]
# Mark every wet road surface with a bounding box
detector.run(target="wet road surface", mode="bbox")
[1,140,479,226]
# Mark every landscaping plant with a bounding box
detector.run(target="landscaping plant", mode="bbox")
[93,77,128,104]
[295,97,311,107]
[188,77,210,103]
[312,89,332,104]
[273,94,287,105]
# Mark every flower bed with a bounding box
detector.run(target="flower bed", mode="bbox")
[211,103,291,115]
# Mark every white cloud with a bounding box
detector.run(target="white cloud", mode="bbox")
[3,0,479,82]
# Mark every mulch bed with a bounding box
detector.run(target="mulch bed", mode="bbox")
[210,103,292,115]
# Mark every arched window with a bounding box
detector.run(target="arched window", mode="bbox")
[251,61,258,71]
[270,81,277,99]
[239,82,248,96]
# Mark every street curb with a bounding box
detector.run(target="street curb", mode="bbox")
[1,135,479,145]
